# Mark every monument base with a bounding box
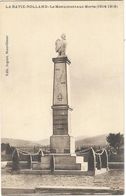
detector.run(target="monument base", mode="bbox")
[32,154,87,171]
[50,135,75,154]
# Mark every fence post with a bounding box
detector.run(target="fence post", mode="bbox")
[12,149,20,171]
[96,154,102,170]
[88,147,96,172]
[51,155,55,172]
[101,149,109,169]
[29,154,32,169]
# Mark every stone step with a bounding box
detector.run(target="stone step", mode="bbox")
[81,162,88,171]
[19,169,108,175]
[55,163,81,170]
[76,156,84,163]
[2,186,124,195]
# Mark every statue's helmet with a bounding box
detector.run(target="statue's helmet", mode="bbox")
[61,33,66,40]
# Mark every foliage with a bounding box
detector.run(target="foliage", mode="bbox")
[106,133,124,152]
[1,143,13,154]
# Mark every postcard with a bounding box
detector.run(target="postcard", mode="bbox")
[1,0,124,195]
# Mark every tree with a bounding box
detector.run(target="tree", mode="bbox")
[106,132,124,152]
[1,143,12,154]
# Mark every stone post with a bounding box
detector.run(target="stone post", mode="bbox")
[50,56,75,154]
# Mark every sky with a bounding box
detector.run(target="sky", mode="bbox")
[1,1,124,140]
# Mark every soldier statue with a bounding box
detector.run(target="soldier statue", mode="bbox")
[55,34,67,56]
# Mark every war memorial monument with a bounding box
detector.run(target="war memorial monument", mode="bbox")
[11,34,108,175]
[2,35,123,196]
[50,34,87,171]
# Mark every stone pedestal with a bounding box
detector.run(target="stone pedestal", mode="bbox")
[48,55,88,172]
[32,154,88,171]
[50,56,74,154]
[50,135,75,154]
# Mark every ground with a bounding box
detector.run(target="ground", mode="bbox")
[2,169,124,190]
